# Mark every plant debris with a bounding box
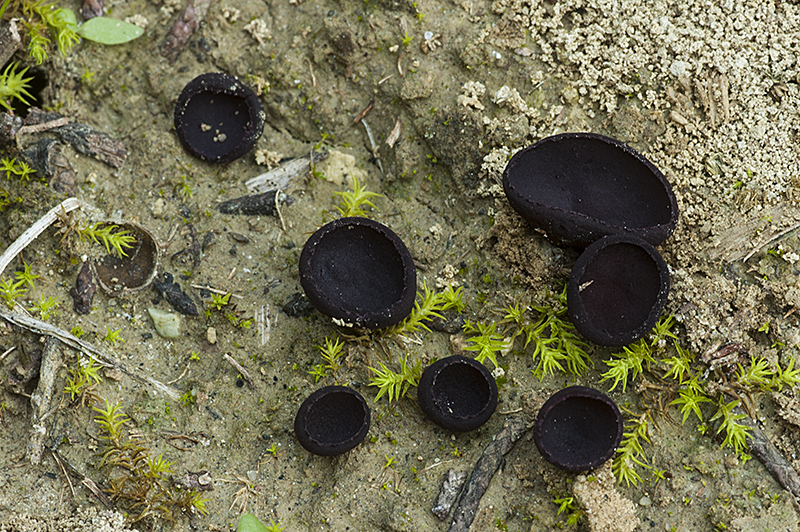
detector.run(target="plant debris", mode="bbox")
[217,191,283,216]
[153,272,198,316]
[69,261,96,315]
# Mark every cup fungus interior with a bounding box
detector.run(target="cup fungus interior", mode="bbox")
[509,134,672,229]
[295,386,371,456]
[536,388,622,471]
[312,224,405,313]
[432,362,491,418]
[93,223,159,295]
[305,390,367,446]
[503,133,678,246]
[577,241,661,335]
[174,73,264,163]
[300,218,416,328]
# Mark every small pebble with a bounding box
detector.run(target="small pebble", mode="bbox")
[151,198,167,218]
[207,327,217,344]
[148,308,181,339]
[639,495,651,506]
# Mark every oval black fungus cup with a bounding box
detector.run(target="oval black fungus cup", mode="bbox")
[503,132,678,248]
[417,355,498,432]
[534,386,623,472]
[567,234,670,347]
[298,217,416,329]
[174,72,265,163]
[294,386,371,456]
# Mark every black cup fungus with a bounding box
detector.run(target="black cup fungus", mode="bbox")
[298,217,416,329]
[174,72,265,163]
[294,386,371,456]
[417,355,498,432]
[502,132,678,248]
[567,234,670,347]
[534,386,623,472]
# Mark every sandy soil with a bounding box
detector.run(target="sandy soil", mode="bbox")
[3,0,800,531]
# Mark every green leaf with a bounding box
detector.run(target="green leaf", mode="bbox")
[237,513,269,532]
[78,17,144,45]
[58,8,78,28]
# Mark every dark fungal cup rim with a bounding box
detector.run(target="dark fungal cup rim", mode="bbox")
[567,233,670,347]
[294,385,371,456]
[174,72,265,164]
[502,132,679,247]
[417,355,498,432]
[533,385,623,472]
[298,216,416,329]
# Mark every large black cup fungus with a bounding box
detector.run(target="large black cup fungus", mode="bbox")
[298,217,416,329]
[294,386,371,456]
[174,72,265,163]
[417,355,498,432]
[534,386,623,472]
[567,234,670,347]
[502,132,678,247]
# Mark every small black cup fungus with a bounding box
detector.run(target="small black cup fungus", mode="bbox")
[534,386,623,472]
[502,132,678,248]
[567,234,670,347]
[174,72,265,163]
[298,217,416,329]
[294,385,371,456]
[417,355,498,432]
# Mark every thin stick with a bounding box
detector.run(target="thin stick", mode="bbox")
[0,344,15,361]
[0,197,82,277]
[0,308,181,401]
[223,353,254,389]
[275,189,287,232]
[361,119,383,174]
[50,448,75,498]
[352,100,375,125]
[167,364,190,384]
[50,447,111,507]
[737,406,800,500]
[190,284,244,299]
[16,117,70,137]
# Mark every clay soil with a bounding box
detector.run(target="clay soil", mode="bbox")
[3,0,800,531]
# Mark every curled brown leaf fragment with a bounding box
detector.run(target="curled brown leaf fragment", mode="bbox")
[70,261,96,315]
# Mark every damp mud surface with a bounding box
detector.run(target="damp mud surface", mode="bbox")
[3,0,800,531]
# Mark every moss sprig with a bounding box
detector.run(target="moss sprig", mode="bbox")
[309,335,345,382]
[386,282,462,336]
[0,64,34,111]
[612,414,652,487]
[77,222,136,258]
[462,320,507,368]
[334,175,382,218]
[669,376,711,425]
[93,398,210,523]
[367,354,421,404]
[709,397,751,456]
[0,277,27,309]
[500,287,592,379]
[22,0,81,63]
[600,315,676,392]
[64,356,102,403]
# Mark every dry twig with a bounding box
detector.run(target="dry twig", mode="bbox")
[448,417,529,532]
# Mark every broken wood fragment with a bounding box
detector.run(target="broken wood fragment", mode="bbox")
[55,123,127,168]
[27,337,62,465]
[246,150,328,194]
[23,138,77,194]
[448,417,529,532]
[217,191,285,216]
